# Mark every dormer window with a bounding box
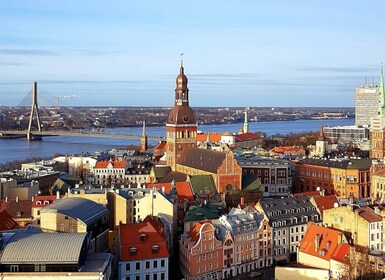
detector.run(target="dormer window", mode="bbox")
[140,233,147,241]
[326,241,331,248]
[36,201,42,205]
[129,247,137,256]
[43,201,49,205]
[152,245,160,253]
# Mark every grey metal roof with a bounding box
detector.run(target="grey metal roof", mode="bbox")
[1,232,87,264]
[41,197,108,225]
[259,197,320,227]
[220,208,263,236]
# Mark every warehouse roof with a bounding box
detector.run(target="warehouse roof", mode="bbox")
[1,232,87,264]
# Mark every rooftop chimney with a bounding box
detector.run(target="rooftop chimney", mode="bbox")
[56,190,60,200]
[314,234,319,252]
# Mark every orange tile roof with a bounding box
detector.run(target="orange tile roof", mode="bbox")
[197,133,222,143]
[186,220,207,244]
[331,243,350,265]
[0,210,19,231]
[146,182,194,203]
[95,160,126,169]
[119,220,169,261]
[299,222,349,263]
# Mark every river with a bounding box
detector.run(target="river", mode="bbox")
[0,118,354,163]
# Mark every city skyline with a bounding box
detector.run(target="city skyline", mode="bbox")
[0,0,384,107]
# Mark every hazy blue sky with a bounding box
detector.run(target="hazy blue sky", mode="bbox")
[0,1,384,107]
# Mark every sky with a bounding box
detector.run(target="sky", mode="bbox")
[0,0,384,107]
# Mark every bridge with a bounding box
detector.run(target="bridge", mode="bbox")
[1,82,164,142]
[0,130,163,141]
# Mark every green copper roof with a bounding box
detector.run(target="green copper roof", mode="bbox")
[189,175,217,195]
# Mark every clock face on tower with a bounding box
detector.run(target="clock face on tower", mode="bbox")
[183,116,189,123]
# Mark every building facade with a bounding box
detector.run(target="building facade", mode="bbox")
[323,205,383,255]
[237,157,293,196]
[295,158,372,198]
[355,85,380,126]
[119,221,169,280]
[180,221,223,280]
[256,197,322,263]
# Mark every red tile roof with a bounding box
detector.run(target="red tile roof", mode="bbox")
[119,220,169,261]
[0,199,32,219]
[235,132,260,142]
[356,207,382,223]
[95,160,126,169]
[293,191,321,197]
[312,195,339,215]
[0,210,19,231]
[299,222,349,263]
[146,182,194,203]
[154,141,167,151]
[159,171,188,183]
[32,195,59,208]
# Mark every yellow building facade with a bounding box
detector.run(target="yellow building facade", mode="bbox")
[323,205,383,254]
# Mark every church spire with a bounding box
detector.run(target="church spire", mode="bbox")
[140,120,148,151]
[142,119,146,137]
[243,107,249,133]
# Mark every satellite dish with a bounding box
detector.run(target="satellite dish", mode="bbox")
[334,202,339,208]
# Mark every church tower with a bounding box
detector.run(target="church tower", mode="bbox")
[166,59,197,170]
[315,124,327,157]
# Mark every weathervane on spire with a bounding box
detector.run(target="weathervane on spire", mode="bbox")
[180,52,184,67]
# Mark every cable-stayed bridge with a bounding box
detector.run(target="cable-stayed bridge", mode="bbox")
[0,82,163,142]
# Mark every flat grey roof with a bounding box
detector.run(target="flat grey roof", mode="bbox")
[41,197,108,225]
[1,232,87,264]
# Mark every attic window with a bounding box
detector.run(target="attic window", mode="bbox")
[129,247,137,256]
[140,233,147,241]
[326,241,331,248]
[152,245,160,253]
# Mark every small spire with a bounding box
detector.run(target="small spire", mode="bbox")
[318,124,325,141]
[142,120,146,137]
[180,52,184,69]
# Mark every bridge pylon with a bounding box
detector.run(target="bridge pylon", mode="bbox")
[27,81,42,140]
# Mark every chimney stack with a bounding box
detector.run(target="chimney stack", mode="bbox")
[240,196,245,207]
[314,234,319,252]
[56,190,60,200]
[16,196,19,203]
